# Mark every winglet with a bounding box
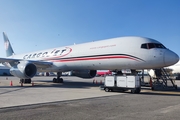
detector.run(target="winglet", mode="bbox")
[3,32,15,57]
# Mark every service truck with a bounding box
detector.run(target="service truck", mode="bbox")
[104,75,141,93]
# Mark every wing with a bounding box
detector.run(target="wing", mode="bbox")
[0,57,53,68]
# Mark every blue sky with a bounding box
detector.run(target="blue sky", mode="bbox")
[0,0,180,57]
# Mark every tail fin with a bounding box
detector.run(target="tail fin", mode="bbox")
[3,32,15,57]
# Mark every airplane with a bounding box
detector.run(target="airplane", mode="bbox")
[0,32,179,84]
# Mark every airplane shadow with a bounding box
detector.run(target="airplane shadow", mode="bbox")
[0,79,101,89]
[33,80,101,89]
[0,79,101,96]
[1,79,180,97]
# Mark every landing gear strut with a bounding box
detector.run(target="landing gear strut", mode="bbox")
[53,72,63,83]
[20,79,31,84]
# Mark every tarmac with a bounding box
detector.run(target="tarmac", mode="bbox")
[0,76,123,108]
[0,76,180,120]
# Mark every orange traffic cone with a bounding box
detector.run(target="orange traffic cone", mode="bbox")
[10,81,13,86]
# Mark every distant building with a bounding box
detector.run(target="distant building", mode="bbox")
[0,66,11,76]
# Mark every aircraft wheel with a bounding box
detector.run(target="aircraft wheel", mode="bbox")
[60,78,63,83]
[53,78,63,83]
[151,87,154,90]
[53,78,57,83]
[24,79,31,84]
[28,79,31,84]
[20,79,31,84]
[28,79,31,83]
[56,78,63,83]
[175,85,178,90]
[20,79,24,83]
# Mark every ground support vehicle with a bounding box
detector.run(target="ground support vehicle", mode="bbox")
[104,75,141,93]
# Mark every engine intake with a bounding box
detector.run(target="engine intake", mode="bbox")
[10,61,37,79]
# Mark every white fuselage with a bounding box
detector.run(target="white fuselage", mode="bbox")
[8,36,179,72]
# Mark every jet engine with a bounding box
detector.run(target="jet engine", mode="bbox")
[72,70,97,79]
[10,61,37,79]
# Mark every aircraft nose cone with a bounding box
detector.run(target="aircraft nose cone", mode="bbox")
[164,50,179,66]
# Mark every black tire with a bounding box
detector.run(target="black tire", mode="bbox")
[131,88,141,94]
[175,85,178,90]
[24,79,31,84]
[60,78,63,83]
[29,79,31,83]
[121,89,127,92]
[53,78,57,83]
[20,79,24,83]
[56,78,63,83]
[105,88,109,92]
[135,88,141,94]
[110,89,114,92]
[28,79,31,83]
[131,89,136,94]
[151,87,154,90]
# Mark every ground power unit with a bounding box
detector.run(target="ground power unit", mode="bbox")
[104,75,141,93]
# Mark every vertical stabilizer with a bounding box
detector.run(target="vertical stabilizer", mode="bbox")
[3,32,15,57]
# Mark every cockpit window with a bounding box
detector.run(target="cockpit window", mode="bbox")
[141,44,147,49]
[141,43,166,49]
[148,43,155,49]
[154,43,166,48]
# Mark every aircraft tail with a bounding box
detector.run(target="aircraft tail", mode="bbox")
[3,32,15,57]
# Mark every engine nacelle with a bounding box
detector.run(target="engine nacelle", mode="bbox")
[10,61,37,79]
[72,70,97,79]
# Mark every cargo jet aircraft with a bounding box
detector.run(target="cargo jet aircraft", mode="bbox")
[0,32,179,83]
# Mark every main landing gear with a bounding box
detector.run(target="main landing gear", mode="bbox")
[53,72,64,83]
[20,79,31,84]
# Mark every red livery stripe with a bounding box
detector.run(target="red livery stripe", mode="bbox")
[48,55,143,62]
